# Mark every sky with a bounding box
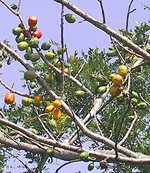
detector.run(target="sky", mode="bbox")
[0,0,150,172]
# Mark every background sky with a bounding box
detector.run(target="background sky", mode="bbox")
[0,0,150,172]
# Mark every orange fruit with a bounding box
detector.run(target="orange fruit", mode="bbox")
[53,99,62,108]
[4,92,15,104]
[45,105,55,112]
[112,74,123,86]
[34,95,43,104]
[28,16,38,28]
[53,109,62,120]
[109,85,120,96]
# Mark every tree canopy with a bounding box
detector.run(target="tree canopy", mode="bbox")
[0,0,150,172]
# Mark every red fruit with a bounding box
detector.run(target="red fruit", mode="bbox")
[4,92,15,104]
[32,29,42,38]
[28,16,38,28]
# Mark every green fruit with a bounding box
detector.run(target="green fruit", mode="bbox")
[79,151,89,161]
[16,33,25,43]
[97,86,107,94]
[75,90,85,97]
[29,53,40,62]
[18,41,28,51]
[107,50,116,57]
[46,148,54,156]
[41,42,51,50]
[57,46,67,54]
[12,27,22,35]
[96,74,105,84]
[45,51,55,60]
[22,97,33,106]
[136,102,147,110]
[26,47,33,54]
[131,98,138,106]
[9,130,16,136]
[0,61,3,68]
[10,4,18,10]
[88,163,94,171]
[28,37,39,48]
[30,82,36,89]
[24,71,37,80]
[45,72,55,83]
[132,91,139,98]
[65,14,76,23]
[31,129,39,135]
[18,23,24,29]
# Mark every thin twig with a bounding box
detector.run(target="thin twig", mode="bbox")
[97,0,106,23]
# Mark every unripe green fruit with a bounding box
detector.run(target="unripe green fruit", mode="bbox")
[22,97,33,106]
[107,50,116,57]
[12,27,22,35]
[10,4,17,10]
[16,33,25,43]
[24,71,37,80]
[28,37,39,48]
[79,151,89,161]
[57,46,67,54]
[31,129,39,135]
[30,82,36,89]
[65,13,76,23]
[45,73,55,83]
[136,102,147,110]
[46,148,54,156]
[9,130,16,136]
[75,90,85,97]
[45,51,55,60]
[88,163,94,171]
[97,86,107,94]
[18,41,28,51]
[131,98,138,106]
[29,53,40,62]
[0,61,3,68]
[132,91,139,98]
[41,42,51,50]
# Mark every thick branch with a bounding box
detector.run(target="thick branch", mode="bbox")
[54,0,150,61]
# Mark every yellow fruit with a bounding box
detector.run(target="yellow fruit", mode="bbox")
[64,68,69,74]
[53,109,62,120]
[34,95,43,104]
[112,74,123,86]
[53,99,62,108]
[118,65,128,77]
[45,105,55,112]
[109,85,120,96]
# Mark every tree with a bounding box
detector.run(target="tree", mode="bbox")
[0,0,150,172]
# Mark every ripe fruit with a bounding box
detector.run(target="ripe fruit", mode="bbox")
[32,29,42,38]
[12,27,22,35]
[45,51,55,60]
[28,16,38,28]
[28,37,39,48]
[53,99,62,108]
[112,74,123,86]
[97,86,107,94]
[88,163,94,171]
[34,95,43,104]
[4,92,15,104]
[29,53,40,62]
[64,68,69,74]
[79,151,89,161]
[109,85,120,96]
[65,14,76,23]
[75,90,85,97]
[41,42,51,50]
[22,97,33,106]
[53,109,62,120]
[45,105,55,112]
[17,41,28,51]
[24,71,37,80]
[118,65,128,77]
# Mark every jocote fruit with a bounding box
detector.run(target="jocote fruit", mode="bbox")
[4,92,15,104]
[24,71,37,80]
[65,14,76,23]
[118,65,128,77]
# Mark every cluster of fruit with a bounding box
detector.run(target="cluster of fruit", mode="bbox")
[109,65,128,96]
